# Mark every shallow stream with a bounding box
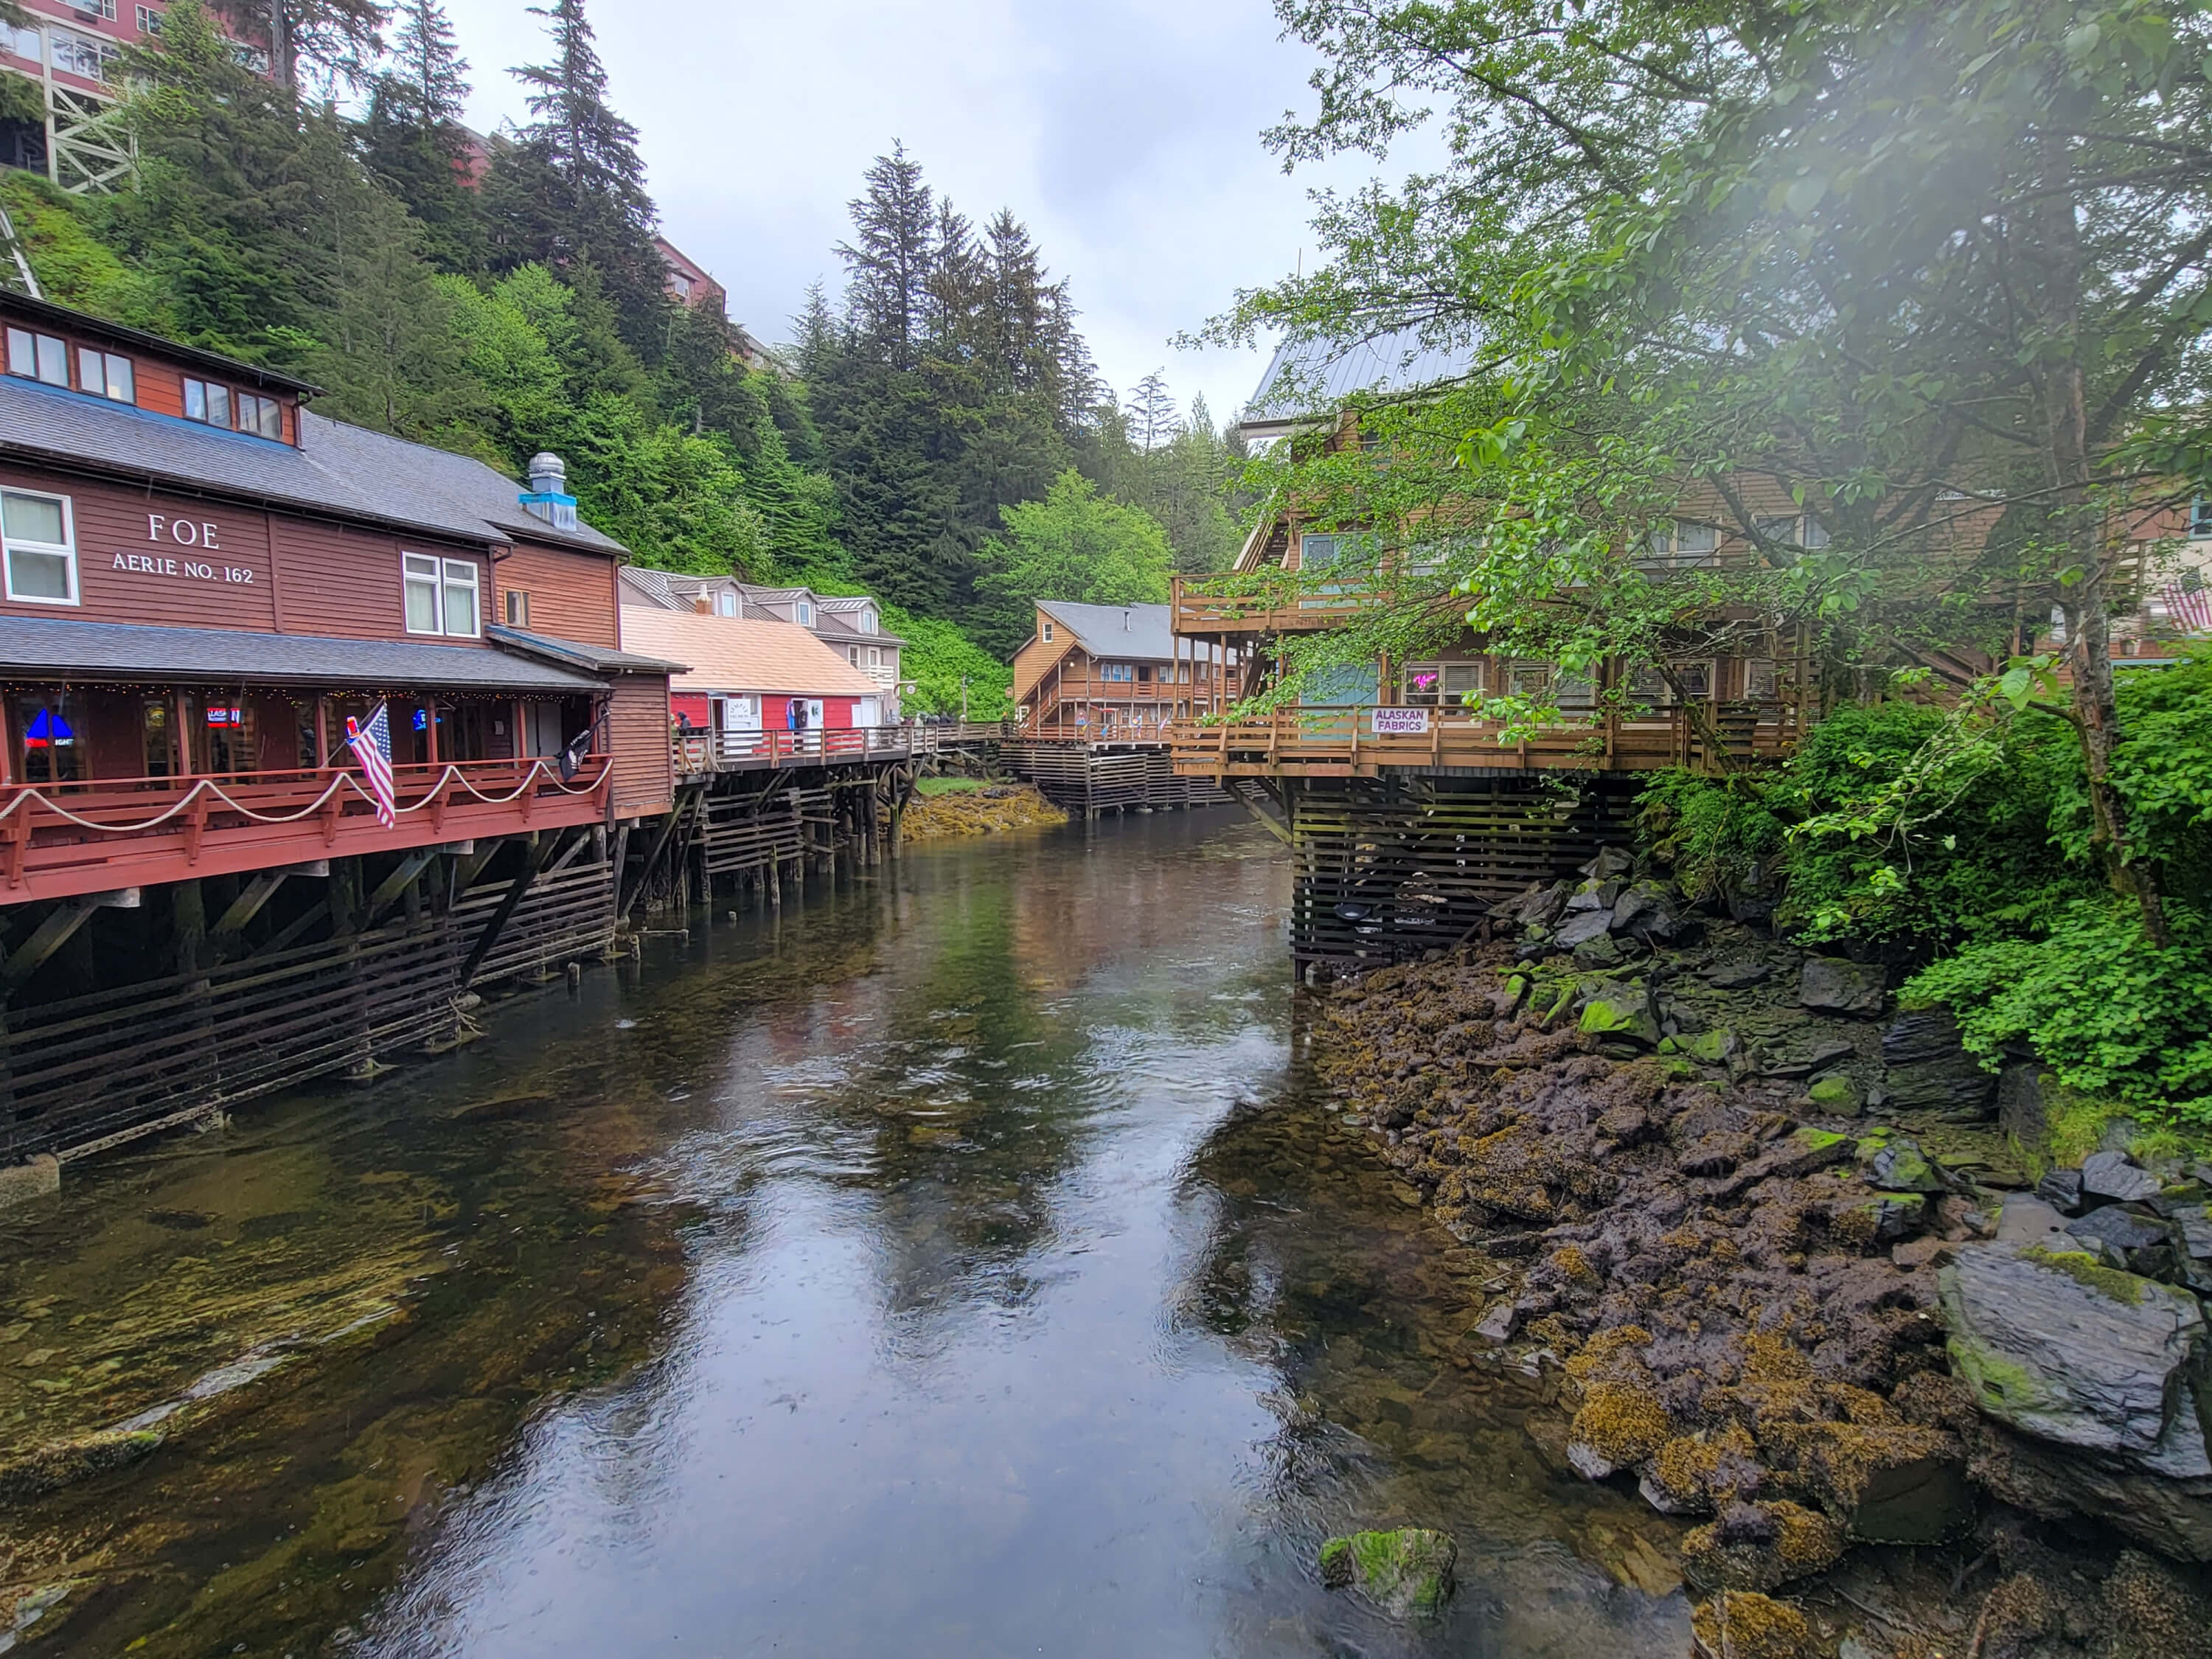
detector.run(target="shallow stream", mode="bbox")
[0,812,1689,1657]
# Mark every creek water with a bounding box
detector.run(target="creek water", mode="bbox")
[0,812,1688,1658]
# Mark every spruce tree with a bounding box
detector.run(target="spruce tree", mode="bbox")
[835,144,933,369]
[485,0,667,352]
[358,0,484,273]
[1124,370,1177,452]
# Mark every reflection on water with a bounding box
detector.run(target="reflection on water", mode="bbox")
[1,813,1687,1658]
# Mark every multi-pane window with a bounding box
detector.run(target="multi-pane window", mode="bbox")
[866,646,881,668]
[1754,515,1830,551]
[1402,661,1482,706]
[1040,621,1054,642]
[66,0,117,20]
[2191,496,2212,538]
[0,19,40,59]
[1627,664,1715,708]
[183,378,232,428]
[47,26,119,77]
[1643,521,1721,568]
[135,3,162,32]
[77,347,133,403]
[6,327,68,387]
[405,554,480,637]
[504,588,530,627]
[1742,659,1781,700]
[1299,532,1344,571]
[1099,662,1135,683]
[235,391,282,438]
[1,488,77,605]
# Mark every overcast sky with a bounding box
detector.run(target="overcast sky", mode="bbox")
[438,0,1382,430]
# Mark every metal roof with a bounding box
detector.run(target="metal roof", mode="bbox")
[1034,600,1221,664]
[0,614,605,692]
[0,376,628,557]
[1239,326,1481,437]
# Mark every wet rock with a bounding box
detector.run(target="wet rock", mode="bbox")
[1891,1237,1955,1271]
[2035,1169,2084,1214]
[1508,880,1573,930]
[1584,846,1634,881]
[2081,1150,2161,1208]
[1568,1380,1672,1478]
[1554,910,1614,950]
[2065,1203,2171,1260]
[1938,1242,2209,1463]
[1793,1419,1970,1543]
[1571,932,1627,971]
[1689,1590,1818,1659]
[1318,1527,1457,1618]
[1711,1127,1857,1199]
[1833,1192,1928,1248]
[1703,960,1771,989]
[1805,1073,1864,1113]
[1800,958,1888,1018]
[1681,1498,1845,1591]
[1679,1029,1738,1065]
[1578,987,1659,1048]
[1879,1010,1998,1119]
[1993,1195,2073,1248]
[1472,1301,1519,1343]
[0,1427,162,1503]
[1612,881,1682,943]
[1859,1134,1949,1195]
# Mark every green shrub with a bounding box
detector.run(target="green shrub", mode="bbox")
[1634,771,1785,901]
[1902,899,2212,1121]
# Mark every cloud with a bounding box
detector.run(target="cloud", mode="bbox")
[441,0,1385,426]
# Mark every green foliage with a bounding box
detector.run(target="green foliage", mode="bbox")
[0,175,168,326]
[1904,900,2212,1120]
[970,471,1175,658]
[879,603,1010,720]
[1634,771,1785,903]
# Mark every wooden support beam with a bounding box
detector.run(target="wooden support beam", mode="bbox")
[1,897,100,990]
[459,829,566,988]
[362,849,439,926]
[212,870,288,939]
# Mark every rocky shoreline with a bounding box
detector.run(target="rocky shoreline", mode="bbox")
[898,782,1068,840]
[1314,854,2212,1657]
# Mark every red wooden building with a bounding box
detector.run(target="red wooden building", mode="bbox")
[0,289,681,1173]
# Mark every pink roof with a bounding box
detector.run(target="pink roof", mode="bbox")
[617,608,880,698]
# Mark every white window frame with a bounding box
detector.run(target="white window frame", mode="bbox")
[440,557,479,638]
[403,552,443,635]
[1040,620,1053,642]
[796,599,813,626]
[866,646,881,668]
[504,588,530,627]
[134,4,161,33]
[1298,532,1343,571]
[714,589,737,616]
[858,608,877,634]
[1402,661,1481,706]
[1,487,80,606]
[1643,520,1721,569]
[1,19,41,59]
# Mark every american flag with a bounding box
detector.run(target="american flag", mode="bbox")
[2166,574,2212,634]
[344,703,398,828]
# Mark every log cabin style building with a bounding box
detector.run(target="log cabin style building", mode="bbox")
[1012,600,1234,741]
[0,288,688,1175]
[1170,330,2212,967]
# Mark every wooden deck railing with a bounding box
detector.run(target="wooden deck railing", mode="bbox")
[1165,701,1804,778]
[672,724,923,776]
[0,754,612,904]
[1170,572,1372,636]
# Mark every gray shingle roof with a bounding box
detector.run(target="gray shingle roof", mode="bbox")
[1035,600,1221,664]
[0,613,604,692]
[1240,326,1481,437]
[0,376,627,557]
[486,625,684,676]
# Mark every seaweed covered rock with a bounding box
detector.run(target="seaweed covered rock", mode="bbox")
[1688,1590,1818,1659]
[1317,1526,1458,1618]
[1680,1498,1844,1590]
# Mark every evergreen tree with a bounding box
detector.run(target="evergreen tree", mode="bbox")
[1124,370,1177,452]
[835,143,933,369]
[484,0,667,352]
[210,0,384,90]
[357,0,483,272]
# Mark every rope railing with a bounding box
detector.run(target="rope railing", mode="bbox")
[0,754,608,838]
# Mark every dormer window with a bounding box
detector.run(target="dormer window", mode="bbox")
[857,608,877,634]
[796,600,813,626]
[183,378,232,428]
[715,590,737,616]
[77,347,133,403]
[236,392,282,439]
[6,327,68,388]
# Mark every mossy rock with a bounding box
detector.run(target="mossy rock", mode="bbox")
[0,1427,161,1504]
[1806,1072,1863,1113]
[1681,1500,1844,1592]
[1318,1526,1458,1619]
[1681,1029,1737,1065]
[1690,1591,1818,1659]
[1579,994,1660,1049]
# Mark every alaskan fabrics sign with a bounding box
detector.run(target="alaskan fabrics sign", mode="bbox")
[1369,706,1431,735]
